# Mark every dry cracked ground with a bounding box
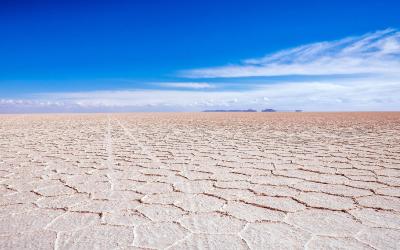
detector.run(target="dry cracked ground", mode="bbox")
[0,112,400,250]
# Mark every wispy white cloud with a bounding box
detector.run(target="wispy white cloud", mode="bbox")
[180,29,400,78]
[157,82,215,89]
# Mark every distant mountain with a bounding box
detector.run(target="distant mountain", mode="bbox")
[261,108,276,112]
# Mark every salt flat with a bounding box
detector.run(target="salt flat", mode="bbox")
[0,112,399,249]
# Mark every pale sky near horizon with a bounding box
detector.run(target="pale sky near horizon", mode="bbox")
[1,1,400,112]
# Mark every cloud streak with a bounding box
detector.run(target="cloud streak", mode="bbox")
[157,82,215,89]
[180,29,400,78]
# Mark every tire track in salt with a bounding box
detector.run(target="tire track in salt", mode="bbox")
[115,118,206,249]
[105,115,115,193]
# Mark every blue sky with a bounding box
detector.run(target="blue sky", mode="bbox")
[1,0,400,112]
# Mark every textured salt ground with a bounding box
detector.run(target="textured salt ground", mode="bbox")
[0,112,399,249]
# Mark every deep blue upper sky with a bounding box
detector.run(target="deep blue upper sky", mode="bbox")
[1,0,399,98]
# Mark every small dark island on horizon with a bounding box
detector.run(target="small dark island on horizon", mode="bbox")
[262,108,276,112]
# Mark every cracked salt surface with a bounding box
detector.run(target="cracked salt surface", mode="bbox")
[0,112,399,249]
